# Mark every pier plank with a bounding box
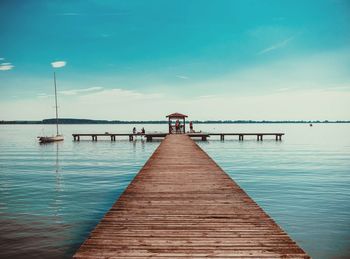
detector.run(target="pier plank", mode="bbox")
[74,135,308,258]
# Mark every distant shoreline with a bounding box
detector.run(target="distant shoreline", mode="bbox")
[1,118,349,125]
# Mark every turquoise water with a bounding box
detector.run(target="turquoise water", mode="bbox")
[198,124,350,259]
[0,124,349,259]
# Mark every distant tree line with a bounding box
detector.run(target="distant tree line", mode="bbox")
[1,118,349,124]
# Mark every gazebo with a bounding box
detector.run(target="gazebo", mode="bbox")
[166,112,188,134]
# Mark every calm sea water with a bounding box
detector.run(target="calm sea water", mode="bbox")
[0,124,349,259]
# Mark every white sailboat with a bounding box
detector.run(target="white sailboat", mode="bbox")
[38,71,64,143]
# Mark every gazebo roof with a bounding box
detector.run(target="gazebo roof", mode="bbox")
[166,112,188,119]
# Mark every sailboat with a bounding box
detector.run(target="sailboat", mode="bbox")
[38,71,64,143]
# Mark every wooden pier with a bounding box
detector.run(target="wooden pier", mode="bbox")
[74,134,308,259]
[207,133,284,141]
[72,132,284,142]
[72,133,136,142]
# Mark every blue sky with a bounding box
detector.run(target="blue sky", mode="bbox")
[1,0,350,120]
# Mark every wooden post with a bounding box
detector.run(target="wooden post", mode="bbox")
[183,118,186,133]
[147,136,152,142]
[129,135,133,141]
[73,135,76,141]
[202,136,207,141]
[239,134,244,141]
[220,134,224,141]
[168,118,171,134]
[77,136,80,141]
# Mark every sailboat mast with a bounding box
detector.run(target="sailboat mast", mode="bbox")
[54,71,59,135]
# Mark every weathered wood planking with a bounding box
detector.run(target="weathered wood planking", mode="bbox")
[74,134,309,259]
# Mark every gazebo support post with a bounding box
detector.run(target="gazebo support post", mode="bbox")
[168,117,171,134]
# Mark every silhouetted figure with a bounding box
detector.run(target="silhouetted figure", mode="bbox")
[141,127,145,134]
[175,120,180,133]
[133,127,136,134]
[189,121,194,133]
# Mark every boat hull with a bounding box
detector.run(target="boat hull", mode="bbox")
[38,135,64,143]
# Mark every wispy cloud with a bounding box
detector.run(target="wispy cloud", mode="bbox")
[37,87,103,98]
[79,88,163,103]
[17,88,350,121]
[51,61,66,68]
[258,36,294,55]
[59,87,103,96]
[37,93,52,99]
[176,75,189,80]
[0,62,14,71]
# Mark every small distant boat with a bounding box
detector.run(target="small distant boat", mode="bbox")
[38,135,64,143]
[38,72,64,143]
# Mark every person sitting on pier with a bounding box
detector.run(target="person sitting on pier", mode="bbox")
[141,127,145,134]
[189,121,194,133]
[133,127,136,134]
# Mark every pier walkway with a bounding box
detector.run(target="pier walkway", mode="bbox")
[72,132,284,141]
[74,135,308,258]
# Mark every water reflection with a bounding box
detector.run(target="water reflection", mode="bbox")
[53,143,62,219]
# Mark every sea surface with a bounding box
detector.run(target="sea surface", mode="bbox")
[0,124,349,259]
